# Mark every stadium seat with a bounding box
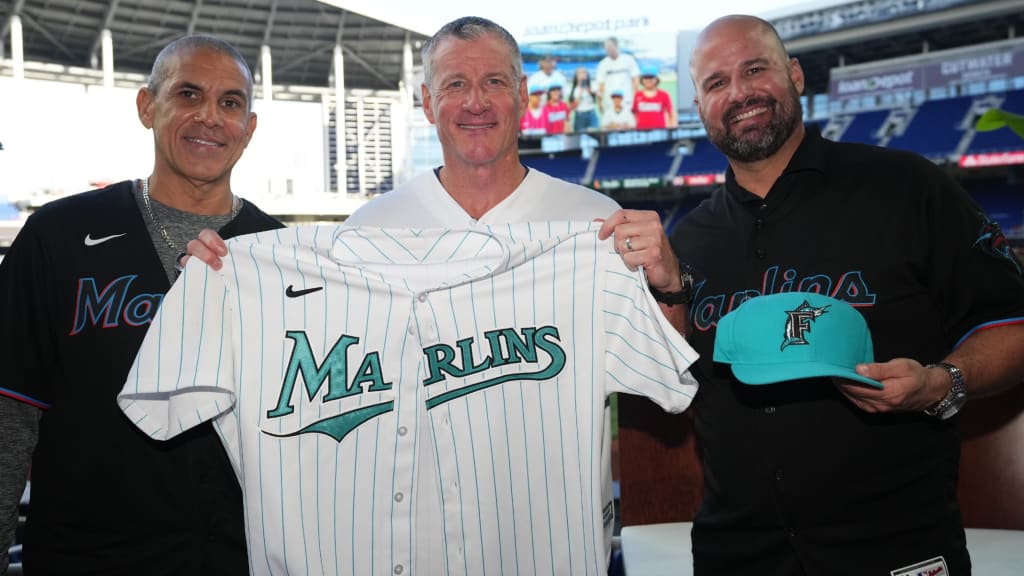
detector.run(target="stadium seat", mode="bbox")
[888,95,973,160]
[591,141,676,181]
[676,140,728,178]
[836,109,891,145]
[520,152,591,184]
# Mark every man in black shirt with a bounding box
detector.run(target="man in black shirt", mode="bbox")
[672,14,1024,575]
[0,35,283,575]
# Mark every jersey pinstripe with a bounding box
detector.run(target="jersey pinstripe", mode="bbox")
[119,221,698,576]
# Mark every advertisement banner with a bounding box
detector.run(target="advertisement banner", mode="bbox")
[923,48,1024,87]
[828,40,1024,105]
[828,68,922,101]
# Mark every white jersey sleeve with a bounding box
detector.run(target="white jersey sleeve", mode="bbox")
[120,255,238,441]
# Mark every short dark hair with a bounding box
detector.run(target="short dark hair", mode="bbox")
[421,16,522,87]
[148,35,254,110]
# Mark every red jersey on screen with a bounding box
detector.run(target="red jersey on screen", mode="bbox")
[544,101,569,134]
[632,90,673,130]
[521,107,548,135]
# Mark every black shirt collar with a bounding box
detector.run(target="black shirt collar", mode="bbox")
[723,123,828,204]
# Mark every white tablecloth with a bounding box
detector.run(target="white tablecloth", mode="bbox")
[621,522,1024,575]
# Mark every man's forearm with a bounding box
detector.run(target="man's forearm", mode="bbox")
[947,323,1024,399]
[0,396,39,574]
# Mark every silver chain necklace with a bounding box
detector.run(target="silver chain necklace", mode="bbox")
[140,178,240,254]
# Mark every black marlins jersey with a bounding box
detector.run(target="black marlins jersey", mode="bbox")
[670,127,1024,575]
[0,181,282,575]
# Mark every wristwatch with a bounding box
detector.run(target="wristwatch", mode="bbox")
[923,362,967,420]
[649,264,695,306]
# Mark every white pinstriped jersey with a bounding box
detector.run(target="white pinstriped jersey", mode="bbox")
[119,221,699,576]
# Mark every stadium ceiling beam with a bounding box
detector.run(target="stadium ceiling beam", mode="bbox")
[187,0,205,35]
[274,43,332,75]
[117,34,182,62]
[262,0,279,46]
[19,11,75,62]
[328,10,393,87]
[89,0,121,68]
[335,10,347,46]
[786,0,1024,53]
[342,44,393,87]
[0,0,27,42]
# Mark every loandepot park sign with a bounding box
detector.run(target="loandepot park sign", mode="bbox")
[522,16,653,39]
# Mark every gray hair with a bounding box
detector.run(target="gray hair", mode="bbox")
[421,16,523,87]
[148,35,254,111]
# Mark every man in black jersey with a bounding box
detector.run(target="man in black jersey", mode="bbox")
[671,14,1024,575]
[0,35,282,575]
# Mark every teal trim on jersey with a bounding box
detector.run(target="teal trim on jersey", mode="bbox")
[449,402,473,576]
[540,232,557,576]
[424,410,452,574]
[310,232,331,576]
[388,285,413,576]
[502,260,523,576]
[713,291,883,389]
[376,282,391,576]
[233,243,271,576]
[272,242,312,576]
[480,275,504,573]
[343,267,358,576]
[465,281,492,575]
[521,233,540,575]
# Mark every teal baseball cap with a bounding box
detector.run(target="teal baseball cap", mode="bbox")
[713,292,883,389]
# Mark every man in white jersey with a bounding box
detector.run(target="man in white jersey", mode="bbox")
[596,37,641,118]
[181,14,694,574]
[120,222,698,575]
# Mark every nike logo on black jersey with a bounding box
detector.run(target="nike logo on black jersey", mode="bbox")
[286,285,324,298]
[84,233,127,246]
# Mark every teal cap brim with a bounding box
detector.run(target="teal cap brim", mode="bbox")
[731,361,883,389]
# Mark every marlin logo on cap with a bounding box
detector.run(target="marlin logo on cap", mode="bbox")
[713,292,883,389]
[782,300,830,350]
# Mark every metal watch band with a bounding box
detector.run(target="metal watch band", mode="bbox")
[923,362,967,420]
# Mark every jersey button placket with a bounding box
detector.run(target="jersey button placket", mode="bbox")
[394,295,423,575]
[752,204,768,259]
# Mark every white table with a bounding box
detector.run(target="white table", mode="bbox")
[621,522,1024,575]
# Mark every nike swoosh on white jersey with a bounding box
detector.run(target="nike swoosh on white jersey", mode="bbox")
[84,233,127,246]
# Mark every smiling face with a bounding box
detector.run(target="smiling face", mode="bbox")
[421,33,526,172]
[137,46,256,189]
[690,16,804,163]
